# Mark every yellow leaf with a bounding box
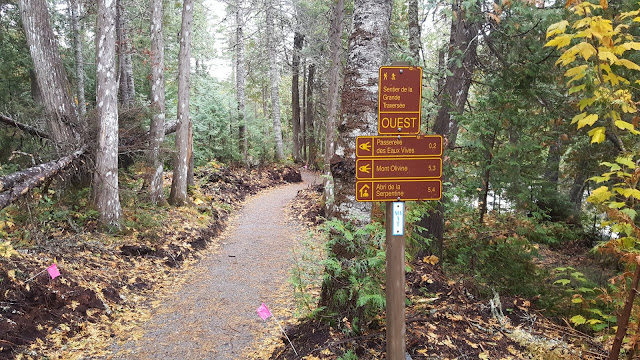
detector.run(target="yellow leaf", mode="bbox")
[577,113,598,129]
[479,352,490,359]
[576,42,597,60]
[578,97,596,110]
[545,34,572,48]
[7,269,16,281]
[615,120,635,131]
[193,198,204,205]
[546,20,569,38]
[598,49,618,64]
[564,64,588,78]
[588,127,606,143]
[571,112,587,125]
[615,58,640,71]
[588,186,612,203]
[600,0,607,9]
[569,84,586,94]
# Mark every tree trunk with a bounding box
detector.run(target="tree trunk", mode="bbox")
[305,64,316,167]
[169,0,194,206]
[147,0,166,204]
[116,0,135,107]
[609,260,640,360]
[323,0,344,217]
[408,0,421,63]
[0,147,87,211]
[479,130,496,224]
[302,60,307,162]
[266,0,284,161]
[236,0,248,162]
[291,32,304,163]
[329,0,393,221]
[417,0,479,256]
[94,0,122,227]
[19,0,83,154]
[69,0,86,120]
[544,133,563,190]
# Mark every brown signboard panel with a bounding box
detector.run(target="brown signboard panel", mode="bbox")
[356,158,441,180]
[356,135,442,158]
[356,180,441,202]
[378,66,422,135]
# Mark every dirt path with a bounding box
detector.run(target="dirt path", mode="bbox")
[111,171,320,359]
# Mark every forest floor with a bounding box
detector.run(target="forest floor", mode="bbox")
[0,163,306,359]
[264,187,613,360]
[0,162,616,359]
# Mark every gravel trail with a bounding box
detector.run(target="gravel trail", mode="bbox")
[112,171,320,359]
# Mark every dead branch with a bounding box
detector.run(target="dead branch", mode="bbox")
[0,146,87,211]
[0,114,49,139]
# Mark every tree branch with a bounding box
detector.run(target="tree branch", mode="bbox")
[0,146,87,211]
[0,114,49,139]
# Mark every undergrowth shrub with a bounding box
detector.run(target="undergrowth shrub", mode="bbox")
[318,219,386,334]
[444,211,546,297]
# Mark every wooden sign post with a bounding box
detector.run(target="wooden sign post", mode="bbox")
[355,65,442,360]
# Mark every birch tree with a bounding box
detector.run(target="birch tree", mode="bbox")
[169,0,194,206]
[94,0,122,226]
[329,0,393,221]
[147,0,166,204]
[18,0,83,154]
[265,0,284,161]
[116,0,135,107]
[235,0,247,162]
[68,0,86,120]
[291,31,304,163]
[323,0,344,215]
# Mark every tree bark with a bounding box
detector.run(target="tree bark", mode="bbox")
[169,0,194,206]
[323,0,344,216]
[69,0,86,120]
[116,0,135,107]
[235,0,248,162]
[609,260,640,360]
[329,0,392,221]
[19,0,83,154]
[306,64,316,167]
[291,32,304,163]
[147,0,166,204]
[408,0,421,62]
[266,0,284,161]
[417,0,479,255]
[0,147,87,211]
[94,0,122,227]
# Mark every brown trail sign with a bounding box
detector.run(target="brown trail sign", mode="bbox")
[356,135,442,158]
[353,65,444,360]
[378,66,422,135]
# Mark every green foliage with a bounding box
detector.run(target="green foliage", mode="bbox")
[337,350,359,360]
[318,219,386,333]
[444,211,547,297]
[549,267,616,332]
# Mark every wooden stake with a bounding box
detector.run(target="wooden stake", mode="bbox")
[386,201,406,359]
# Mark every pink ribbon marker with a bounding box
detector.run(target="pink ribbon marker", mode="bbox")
[257,302,272,320]
[47,264,60,279]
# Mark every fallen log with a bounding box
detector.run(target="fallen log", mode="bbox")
[0,146,87,211]
[0,114,49,139]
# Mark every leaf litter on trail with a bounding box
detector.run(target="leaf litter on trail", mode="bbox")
[0,165,302,359]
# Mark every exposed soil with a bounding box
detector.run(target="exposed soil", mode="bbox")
[0,164,304,359]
